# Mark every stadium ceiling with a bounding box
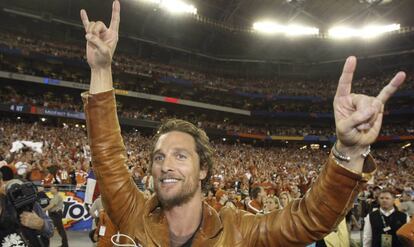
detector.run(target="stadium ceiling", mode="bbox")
[1,0,414,62]
[195,0,414,30]
[3,0,414,32]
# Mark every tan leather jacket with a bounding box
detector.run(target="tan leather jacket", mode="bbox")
[83,90,376,247]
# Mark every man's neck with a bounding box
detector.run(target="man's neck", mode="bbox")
[380,207,394,216]
[164,192,203,237]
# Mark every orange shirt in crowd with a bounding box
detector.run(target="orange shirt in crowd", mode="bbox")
[215,188,225,202]
[75,169,88,187]
[29,168,44,182]
[42,173,54,186]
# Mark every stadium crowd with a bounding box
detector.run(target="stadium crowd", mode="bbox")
[0,119,413,232]
[1,85,414,137]
[1,31,414,104]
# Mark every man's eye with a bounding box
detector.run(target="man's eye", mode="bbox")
[153,155,164,161]
[177,154,187,160]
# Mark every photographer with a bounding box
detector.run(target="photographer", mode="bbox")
[42,185,68,247]
[0,168,54,247]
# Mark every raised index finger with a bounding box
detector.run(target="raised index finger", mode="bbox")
[335,56,357,97]
[109,0,121,33]
[376,71,406,104]
[80,9,90,32]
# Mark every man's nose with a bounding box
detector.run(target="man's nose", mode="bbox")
[161,155,174,173]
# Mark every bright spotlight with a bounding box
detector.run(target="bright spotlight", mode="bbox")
[285,24,319,36]
[160,0,197,14]
[141,0,197,15]
[253,21,282,34]
[253,21,319,36]
[40,118,46,122]
[328,23,400,39]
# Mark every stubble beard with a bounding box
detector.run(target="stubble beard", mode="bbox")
[155,175,200,210]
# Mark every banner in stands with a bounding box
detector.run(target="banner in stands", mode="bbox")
[49,191,93,231]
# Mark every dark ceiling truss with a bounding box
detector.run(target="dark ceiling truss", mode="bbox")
[285,0,325,26]
[201,0,249,52]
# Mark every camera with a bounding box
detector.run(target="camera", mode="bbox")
[6,181,38,215]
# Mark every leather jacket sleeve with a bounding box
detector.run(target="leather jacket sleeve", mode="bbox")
[82,90,146,230]
[230,154,376,246]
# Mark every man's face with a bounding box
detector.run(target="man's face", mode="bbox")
[152,131,205,209]
[50,186,57,194]
[378,192,394,211]
[228,191,236,200]
[291,185,299,194]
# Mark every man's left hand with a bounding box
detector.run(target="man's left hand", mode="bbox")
[334,56,406,171]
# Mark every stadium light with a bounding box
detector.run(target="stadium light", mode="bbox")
[140,0,197,15]
[253,21,319,36]
[328,23,400,39]
[284,24,319,36]
[160,0,197,14]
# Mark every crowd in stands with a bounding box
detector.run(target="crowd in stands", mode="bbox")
[1,31,414,104]
[0,119,413,235]
[1,84,414,137]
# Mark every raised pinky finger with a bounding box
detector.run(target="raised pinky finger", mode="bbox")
[376,71,406,104]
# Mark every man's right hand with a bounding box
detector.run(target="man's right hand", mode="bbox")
[20,211,45,231]
[81,0,120,70]
[80,0,120,94]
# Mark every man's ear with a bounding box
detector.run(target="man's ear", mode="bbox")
[199,169,207,180]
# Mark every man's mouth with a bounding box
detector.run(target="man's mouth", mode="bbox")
[160,178,181,184]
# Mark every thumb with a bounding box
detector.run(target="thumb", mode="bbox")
[85,34,109,55]
[341,107,376,132]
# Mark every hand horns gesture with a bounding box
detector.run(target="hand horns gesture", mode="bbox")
[80,0,120,69]
[334,56,406,148]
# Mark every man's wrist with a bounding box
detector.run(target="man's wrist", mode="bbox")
[335,141,369,158]
[90,67,113,94]
[333,141,370,173]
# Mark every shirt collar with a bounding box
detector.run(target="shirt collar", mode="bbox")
[380,207,395,216]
